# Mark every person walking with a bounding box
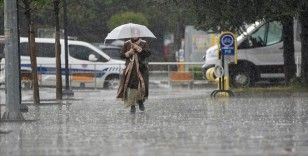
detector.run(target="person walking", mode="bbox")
[116,37,150,113]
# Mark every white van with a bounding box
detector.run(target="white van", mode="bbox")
[202,20,301,87]
[0,37,125,89]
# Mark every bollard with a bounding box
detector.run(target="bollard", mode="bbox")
[206,67,216,81]
[211,32,237,98]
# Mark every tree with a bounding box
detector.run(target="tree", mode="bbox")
[282,16,296,84]
[2,0,195,62]
[107,11,149,31]
[192,0,260,33]
[143,0,196,61]
[299,1,308,86]
[1,0,196,62]
[21,0,48,105]
[53,0,62,100]
[263,0,298,84]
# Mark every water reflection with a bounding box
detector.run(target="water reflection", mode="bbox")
[281,96,296,153]
[130,112,150,125]
[34,106,40,120]
[57,104,64,151]
[283,96,296,123]
[1,89,308,155]
[301,98,308,125]
[56,102,71,154]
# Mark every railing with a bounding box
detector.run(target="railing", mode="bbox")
[0,62,206,90]
[148,62,205,88]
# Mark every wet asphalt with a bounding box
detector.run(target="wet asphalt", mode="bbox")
[0,87,308,156]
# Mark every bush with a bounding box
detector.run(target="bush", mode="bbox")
[189,66,203,80]
[290,77,306,89]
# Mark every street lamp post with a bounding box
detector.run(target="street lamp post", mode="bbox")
[62,0,74,97]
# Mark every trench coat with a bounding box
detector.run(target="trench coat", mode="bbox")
[116,39,151,102]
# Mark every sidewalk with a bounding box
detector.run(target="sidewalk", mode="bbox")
[1,88,308,156]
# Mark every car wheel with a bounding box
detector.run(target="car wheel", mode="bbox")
[231,69,253,88]
[104,75,120,89]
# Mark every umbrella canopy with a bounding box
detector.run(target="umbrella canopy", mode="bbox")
[105,23,156,40]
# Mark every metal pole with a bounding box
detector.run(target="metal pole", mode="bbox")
[168,65,171,88]
[69,64,72,87]
[94,64,99,90]
[2,0,24,120]
[63,0,74,97]
[221,50,225,91]
[218,50,222,90]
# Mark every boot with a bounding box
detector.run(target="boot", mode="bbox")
[130,105,136,114]
[138,100,145,111]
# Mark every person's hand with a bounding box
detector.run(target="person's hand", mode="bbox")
[125,48,135,57]
[132,44,142,53]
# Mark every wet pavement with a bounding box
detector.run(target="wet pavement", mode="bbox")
[1,87,308,156]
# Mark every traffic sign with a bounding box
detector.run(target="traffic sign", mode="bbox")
[220,33,235,56]
[210,32,237,98]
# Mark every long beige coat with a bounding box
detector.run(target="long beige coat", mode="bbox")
[116,39,151,102]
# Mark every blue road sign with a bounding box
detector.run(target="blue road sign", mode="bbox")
[220,34,235,56]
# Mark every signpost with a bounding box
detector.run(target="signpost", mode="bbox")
[211,32,237,98]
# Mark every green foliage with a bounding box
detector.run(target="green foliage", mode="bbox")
[290,77,303,88]
[32,0,50,8]
[103,0,117,5]
[189,66,203,80]
[191,0,300,33]
[0,0,196,43]
[107,11,149,31]
[147,0,196,32]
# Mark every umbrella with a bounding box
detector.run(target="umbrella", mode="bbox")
[105,23,156,40]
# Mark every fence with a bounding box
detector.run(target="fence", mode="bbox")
[148,62,205,89]
[0,62,206,90]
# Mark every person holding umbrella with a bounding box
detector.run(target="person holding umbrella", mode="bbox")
[114,24,155,113]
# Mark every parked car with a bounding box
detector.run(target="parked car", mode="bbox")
[202,20,301,87]
[0,37,125,89]
[98,44,122,60]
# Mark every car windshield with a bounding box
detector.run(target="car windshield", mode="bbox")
[237,21,262,42]
[102,48,121,60]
